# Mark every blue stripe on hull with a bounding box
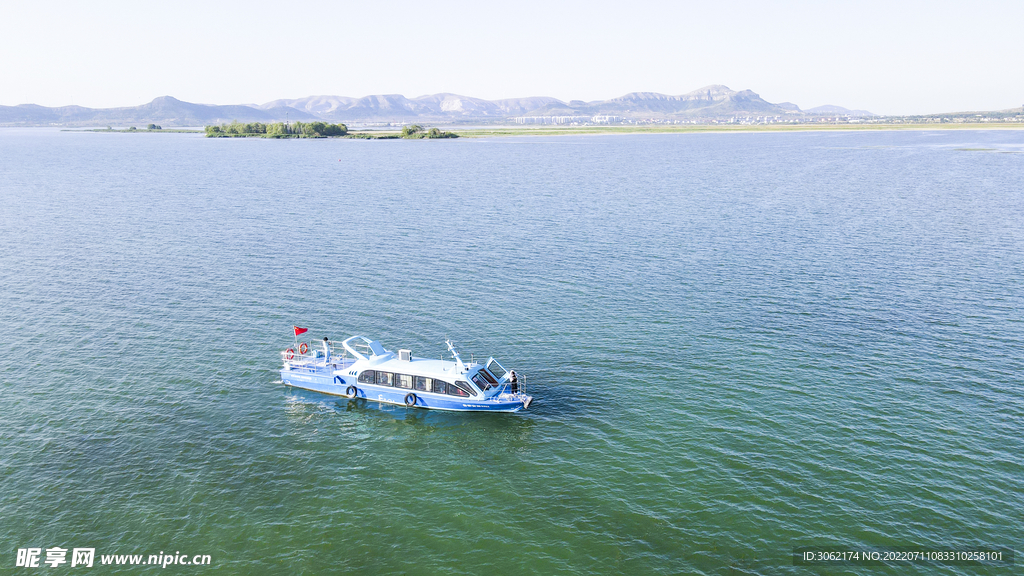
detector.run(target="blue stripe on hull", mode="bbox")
[280,371,527,413]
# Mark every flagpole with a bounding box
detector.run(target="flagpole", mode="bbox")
[292,326,309,355]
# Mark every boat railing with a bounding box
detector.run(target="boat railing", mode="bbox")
[281,340,348,366]
[495,372,527,398]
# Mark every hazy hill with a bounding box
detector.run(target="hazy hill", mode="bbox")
[260,93,567,121]
[803,104,875,117]
[0,96,318,127]
[518,86,793,118]
[0,88,881,126]
[231,86,874,123]
[604,86,783,115]
[490,96,566,115]
[260,95,361,118]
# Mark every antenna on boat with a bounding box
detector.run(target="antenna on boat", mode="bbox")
[446,338,466,373]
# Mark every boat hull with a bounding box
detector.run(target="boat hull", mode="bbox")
[280,370,531,413]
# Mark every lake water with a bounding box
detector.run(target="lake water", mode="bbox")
[1,128,1022,574]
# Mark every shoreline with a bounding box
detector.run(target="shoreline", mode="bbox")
[37,122,1024,139]
[452,123,1024,138]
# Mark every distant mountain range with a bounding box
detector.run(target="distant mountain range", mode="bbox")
[0,96,319,127]
[0,86,877,126]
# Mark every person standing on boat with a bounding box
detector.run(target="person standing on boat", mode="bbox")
[322,337,331,363]
[508,370,518,393]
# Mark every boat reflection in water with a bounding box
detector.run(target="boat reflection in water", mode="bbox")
[282,385,537,451]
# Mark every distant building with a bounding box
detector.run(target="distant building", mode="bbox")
[511,116,590,124]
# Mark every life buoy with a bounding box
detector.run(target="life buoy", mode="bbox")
[404,393,417,407]
[285,348,295,360]
[334,376,344,385]
[346,385,357,398]
[299,342,309,354]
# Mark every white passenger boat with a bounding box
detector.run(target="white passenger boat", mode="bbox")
[280,331,532,412]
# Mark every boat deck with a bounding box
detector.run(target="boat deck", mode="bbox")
[284,357,356,375]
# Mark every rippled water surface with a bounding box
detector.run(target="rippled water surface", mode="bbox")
[1,128,1022,574]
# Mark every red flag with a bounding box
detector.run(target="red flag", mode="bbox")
[293,326,308,336]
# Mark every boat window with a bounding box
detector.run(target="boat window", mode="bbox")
[358,370,376,384]
[471,373,490,391]
[448,380,474,397]
[414,376,428,391]
[431,379,447,394]
[376,372,394,387]
[397,374,413,389]
[478,369,498,385]
[486,358,507,380]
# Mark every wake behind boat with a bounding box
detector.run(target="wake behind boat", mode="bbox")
[280,328,532,412]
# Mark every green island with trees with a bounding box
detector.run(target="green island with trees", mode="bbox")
[206,120,347,138]
[399,125,458,139]
[203,121,458,139]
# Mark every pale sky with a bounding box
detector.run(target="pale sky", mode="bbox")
[1,0,1021,115]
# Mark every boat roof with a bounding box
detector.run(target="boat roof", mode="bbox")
[372,357,469,377]
[342,335,387,360]
[341,334,482,378]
